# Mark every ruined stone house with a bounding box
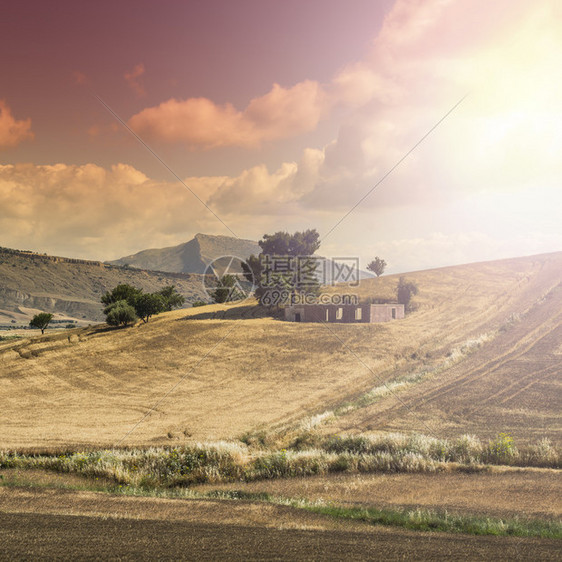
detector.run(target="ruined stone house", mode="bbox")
[284,303,405,323]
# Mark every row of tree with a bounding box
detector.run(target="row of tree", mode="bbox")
[101,284,184,326]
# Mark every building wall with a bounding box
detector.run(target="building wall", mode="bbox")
[369,304,405,322]
[284,303,404,323]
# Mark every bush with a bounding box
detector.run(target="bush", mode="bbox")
[105,300,138,327]
[396,277,419,311]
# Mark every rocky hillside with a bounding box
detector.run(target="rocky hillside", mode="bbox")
[107,233,261,274]
[0,247,208,324]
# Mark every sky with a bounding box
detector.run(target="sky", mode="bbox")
[1,0,561,273]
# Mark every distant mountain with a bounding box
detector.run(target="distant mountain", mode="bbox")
[107,233,261,274]
[108,233,373,282]
[0,247,208,325]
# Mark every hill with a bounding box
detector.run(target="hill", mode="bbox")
[107,233,261,273]
[0,250,560,450]
[0,246,208,325]
[107,232,372,281]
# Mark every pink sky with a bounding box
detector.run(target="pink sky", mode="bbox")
[1,0,561,273]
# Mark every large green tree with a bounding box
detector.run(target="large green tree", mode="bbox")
[101,284,142,308]
[243,229,321,306]
[101,283,177,325]
[135,293,165,323]
[211,274,245,304]
[29,312,53,334]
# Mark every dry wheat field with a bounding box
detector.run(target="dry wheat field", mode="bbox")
[1,252,561,559]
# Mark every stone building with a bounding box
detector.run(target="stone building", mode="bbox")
[284,303,404,323]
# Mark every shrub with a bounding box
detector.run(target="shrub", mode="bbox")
[485,433,517,465]
[105,300,137,327]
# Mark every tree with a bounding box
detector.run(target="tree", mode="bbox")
[367,257,387,277]
[158,285,185,311]
[396,277,419,311]
[135,293,165,323]
[29,312,53,334]
[101,284,171,325]
[244,229,322,306]
[101,284,142,308]
[211,274,245,303]
[259,229,320,256]
[104,300,138,327]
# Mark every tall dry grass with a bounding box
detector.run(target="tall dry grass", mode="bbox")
[1,432,558,489]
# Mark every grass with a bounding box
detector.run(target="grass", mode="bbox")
[0,334,22,342]
[1,471,559,540]
[1,433,559,493]
[302,504,562,539]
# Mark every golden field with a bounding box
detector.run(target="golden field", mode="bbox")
[1,251,561,557]
[0,251,560,449]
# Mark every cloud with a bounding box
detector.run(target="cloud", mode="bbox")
[0,101,34,149]
[201,0,562,271]
[5,0,560,274]
[209,148,324,214]
[124,63,146,97]
[223,0,562,215]
[128,80,328,149]
[0,162,225,259]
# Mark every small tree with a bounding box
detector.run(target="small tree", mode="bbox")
[211,274,244,303]
[101,284,142,308]
[135,293,165,323]
[104,300,138,327]
[158,285,185,311]
[396,277,419,311]
[29,312,53,334]
[367,257,387,277]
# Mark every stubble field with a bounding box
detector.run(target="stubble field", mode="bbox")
[1,251,560,558]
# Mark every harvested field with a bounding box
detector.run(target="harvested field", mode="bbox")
[0,487,560,561]
[1,252,560,449]
[193,469,561,520]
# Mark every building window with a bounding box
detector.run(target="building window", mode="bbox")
[336,307,343,320]
[391,308,396,319]
[355,308,362,320]
[295,313,301,322]
[325,308,329,322]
